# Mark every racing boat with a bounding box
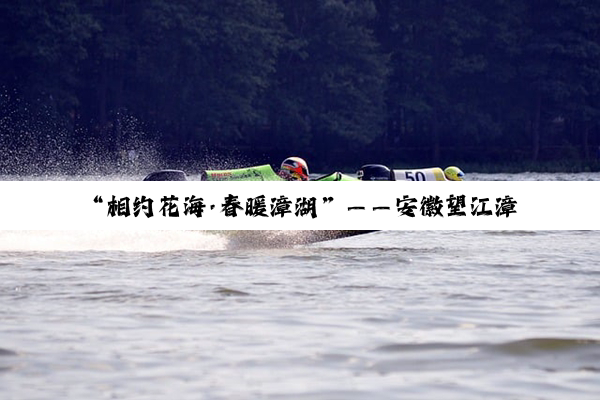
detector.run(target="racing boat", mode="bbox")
[142,165,359,181]
[143,164,464,182]
[201,165,358,181]
[226,230,377,249]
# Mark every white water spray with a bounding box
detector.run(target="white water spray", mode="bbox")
[0,231,227,252]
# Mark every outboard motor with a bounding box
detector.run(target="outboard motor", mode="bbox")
[357,164,392,181]
[143,169,188,181]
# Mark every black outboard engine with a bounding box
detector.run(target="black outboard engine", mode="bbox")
[357,164,392,181]
[143,170,188,181]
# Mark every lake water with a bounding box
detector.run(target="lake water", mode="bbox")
[1,173,599,399]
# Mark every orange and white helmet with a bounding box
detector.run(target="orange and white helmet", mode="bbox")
[280,157,309,181]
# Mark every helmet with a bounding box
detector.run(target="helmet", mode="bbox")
[357,164,391,181]
[280,157,309,181]
[444,166,465,181]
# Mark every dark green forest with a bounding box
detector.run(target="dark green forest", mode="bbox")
[1,0,600,173]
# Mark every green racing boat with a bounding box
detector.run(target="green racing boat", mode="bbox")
[143,164,464,182]
[143,165,358,181]
[200,164,358,181]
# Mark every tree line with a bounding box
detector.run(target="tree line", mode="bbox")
[1,0,599,172]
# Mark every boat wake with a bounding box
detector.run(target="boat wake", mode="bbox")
[0,231,228,252]
[225,230,375,249]
[0,230,375,252]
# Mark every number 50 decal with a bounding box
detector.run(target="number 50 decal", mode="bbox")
[405,171,426,181]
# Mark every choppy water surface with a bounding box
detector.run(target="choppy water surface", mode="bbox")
[1,173,599,399]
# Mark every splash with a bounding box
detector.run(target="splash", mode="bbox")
[0,231,227,252]
[0,230,375,253]
[0,91,167,178]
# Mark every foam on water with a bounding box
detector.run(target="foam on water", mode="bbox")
[0,230,227,252]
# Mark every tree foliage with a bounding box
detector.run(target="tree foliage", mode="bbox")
[1,0,600,171]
